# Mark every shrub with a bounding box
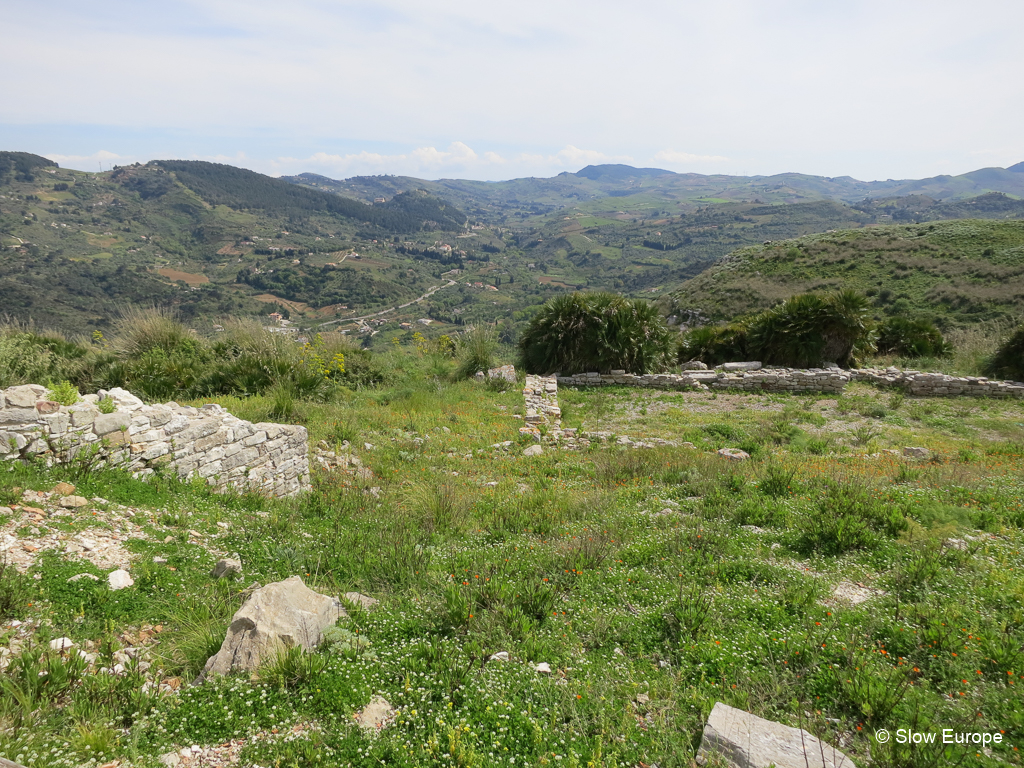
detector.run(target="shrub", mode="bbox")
[679,290,874,368]
[678,321,751,365]
[518,292,673,375]
[454,327,497,380]
[45,380,79,406]
[112,305,206,359]
[877,316,948,357]
[985,323,1024,381]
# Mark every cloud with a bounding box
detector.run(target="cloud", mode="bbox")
[652,150,731,169]
[44,150,130,169]
[270,143,634,180]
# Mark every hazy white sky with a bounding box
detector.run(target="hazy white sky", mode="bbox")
[2,0,1021,181]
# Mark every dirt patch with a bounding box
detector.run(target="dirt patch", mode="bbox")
[538,276,577,288]
[254,294,309,312]
[157,268,209,286]
[217,245,244,256]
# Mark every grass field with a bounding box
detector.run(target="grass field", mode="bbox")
[2,357,1023,767]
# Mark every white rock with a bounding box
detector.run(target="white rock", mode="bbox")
[49,637,76,651]
[209,558,242,579]
[107,569,134,590]
[201,576,345,677]
[489,651,509,662]
[356,695,395,733]
[59,495,90,508]
[717,448,750,461]
[67,573,100,583]
[535,662,552,673]
[523,444,544,457]
[697,702,856,768]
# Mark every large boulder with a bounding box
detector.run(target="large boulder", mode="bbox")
[201,576,345,678]
[697,702,856,768]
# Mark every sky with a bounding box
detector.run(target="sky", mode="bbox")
[2,0,1022,182]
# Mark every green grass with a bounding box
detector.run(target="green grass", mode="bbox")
[2,361,1024,767]
[673,219,1024,328]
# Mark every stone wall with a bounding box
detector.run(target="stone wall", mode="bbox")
[523,375,561,427]
[0,385,310,497]
[556,368,849,394]
[849,368,1024,398]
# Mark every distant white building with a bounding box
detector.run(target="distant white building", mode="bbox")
[417,318,432,326]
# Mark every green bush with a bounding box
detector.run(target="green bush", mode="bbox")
[877,316,948,357]
[454,327,497,380]
[518,292,673,375]
[45,380,80,406]
[677,321,751,365]
[679,289,874,368]
[985,323,1024,381]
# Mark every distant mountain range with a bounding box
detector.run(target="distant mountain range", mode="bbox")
[283,161,1024,220]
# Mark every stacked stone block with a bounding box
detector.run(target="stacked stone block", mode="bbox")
[523,375,561,428]
[849,368,1024,398]
[0,385,309,497]
[556,368,849,394]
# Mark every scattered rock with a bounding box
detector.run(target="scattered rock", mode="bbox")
[487,364,517,383]
[356,696,396,733]
[343,592,378,610]
[535,662,552,673]
[523,445,544,457]
[67,573,100,583]
[489,651,509,662]
[636,693,650,705]
[49,637,76,651]
[717,448,750,461]
[681,361,709,371]
[209,558,242,579]
[202,576,346,677]
[830,581,885,606]
[903,446,929,459]
[52,482,76,496]
[158,752,181,767]
[697,701,856,768]
[59,495,90,509]
[107,569,134,590]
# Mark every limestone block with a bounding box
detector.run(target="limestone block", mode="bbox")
[163,414,190,435]
[93,412,132,436]
[146,405,174,427]
[4,385,44,408]
[69,404,99,428]
[202,576,345,677]
[721,361,762,372]
[139,443,170,461]
[26,438,49,454]
[194,430,229,452]
[210,558,242,579]
[697,702,856,768]
[36,400,61,415]
[717,448,750,461]
[103,387,145,409]
[0,431,27,451]
[44,413,70,436]
[0,407,39,425]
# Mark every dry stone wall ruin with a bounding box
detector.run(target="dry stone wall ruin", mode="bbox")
[0,384,309,497]
[556,366,1024,398]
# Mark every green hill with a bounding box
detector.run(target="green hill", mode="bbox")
[0,156,471,333]
[670,219,1024,327]
[284,161,1024,225]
